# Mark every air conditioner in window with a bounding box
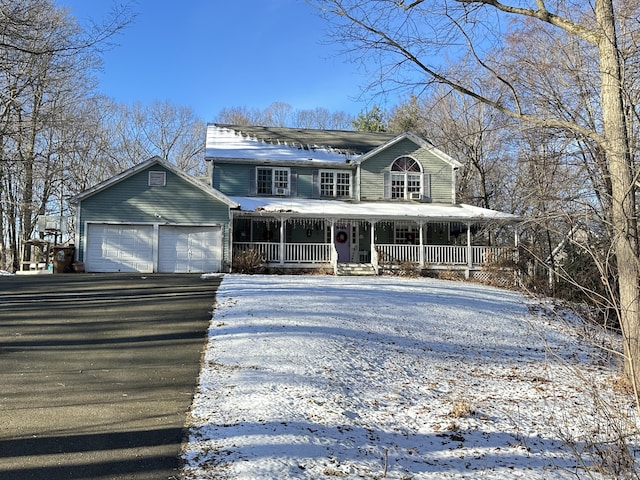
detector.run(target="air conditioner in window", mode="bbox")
[274,188,289,196]
[409,192,422,200]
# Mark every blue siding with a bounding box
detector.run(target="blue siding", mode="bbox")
[78,165,232,268]
[214,162,354,199]
[360,138,455,202]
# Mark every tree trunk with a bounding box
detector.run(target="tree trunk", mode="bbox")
[596,0,640,393]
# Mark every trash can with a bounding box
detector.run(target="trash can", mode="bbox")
[52,246,75,273]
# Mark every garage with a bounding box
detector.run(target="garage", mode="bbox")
[85,224,154,273]
[158,225,222,273]
[74,158,237,273]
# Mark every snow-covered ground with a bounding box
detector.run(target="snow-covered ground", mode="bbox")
[181,275,639,479]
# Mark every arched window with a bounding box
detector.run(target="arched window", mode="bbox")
[390,156,423,199]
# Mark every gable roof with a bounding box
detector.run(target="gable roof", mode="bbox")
[71,156,238,207]
[207,124,462,170]
[355,131,462,169]
[214,123,398,155]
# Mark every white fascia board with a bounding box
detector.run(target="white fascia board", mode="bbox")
[211,157,354,169]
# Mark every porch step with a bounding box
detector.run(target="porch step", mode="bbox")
[336,263,377,276]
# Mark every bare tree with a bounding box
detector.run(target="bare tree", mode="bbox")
[406,89,512,211]
[118,101,206,175]
[312,0,640,399]
[216,105,264,126]
[292,107,353,129]
[0,0,132,270]
[216,102,354,130]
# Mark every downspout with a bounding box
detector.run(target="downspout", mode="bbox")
[452,166,459,203]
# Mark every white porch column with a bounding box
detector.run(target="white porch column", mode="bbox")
[467,222,473,268]
[330,219,337,272]
[279,217,285,265]
[370,221,375,252]
[370,219,379,274]
[418,221,425,267]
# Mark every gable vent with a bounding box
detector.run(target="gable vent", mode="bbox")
[148,171,166,187]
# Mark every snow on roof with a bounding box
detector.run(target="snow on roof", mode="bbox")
[231,196,521,222]
[205,125,352,164]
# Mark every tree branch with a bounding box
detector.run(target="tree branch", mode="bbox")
[335,3,604,144]
[455,0,600,44]
[445,11,523,115]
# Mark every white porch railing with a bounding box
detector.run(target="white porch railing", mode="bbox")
[234,242,281,262]
[376,244,515,266]
[234,242,515,268]
[234,242,332,264]
[472,246,514,264]
[425,245,468,265]
[376,244,422,263]
[285,243,332,263]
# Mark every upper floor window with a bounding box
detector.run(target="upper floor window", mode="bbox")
[390,156,424,200]
[257,167,290,195]
[320,170,351,198]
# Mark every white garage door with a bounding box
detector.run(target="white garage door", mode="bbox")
[158,225,222,273]
[85,224,154,273]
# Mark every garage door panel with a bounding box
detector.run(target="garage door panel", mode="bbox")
[86,224,222,274]
[86,224,154,273]
[158,226,221,273]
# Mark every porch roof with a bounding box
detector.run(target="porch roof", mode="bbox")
[230,197,521,223]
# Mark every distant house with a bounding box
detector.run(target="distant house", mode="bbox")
[71,124,520,275]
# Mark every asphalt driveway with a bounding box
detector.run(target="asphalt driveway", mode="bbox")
[0,273,221,480]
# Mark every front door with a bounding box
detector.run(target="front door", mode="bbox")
[335,224,351,262]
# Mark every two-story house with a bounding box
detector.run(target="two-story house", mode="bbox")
[71,123,520,275]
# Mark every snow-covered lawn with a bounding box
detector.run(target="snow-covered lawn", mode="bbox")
[181,275,639,479]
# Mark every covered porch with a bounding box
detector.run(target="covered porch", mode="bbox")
[231,203,520,276]
[230,197,520,275]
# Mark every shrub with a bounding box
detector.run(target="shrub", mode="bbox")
[232,248,265,273]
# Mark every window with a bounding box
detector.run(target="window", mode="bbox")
[148,171,166,187]
[257,167,290,195]
[320,170,351,198]
[390,156,422,200]
[394,225,418,244]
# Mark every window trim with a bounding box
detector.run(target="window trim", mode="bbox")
[389,156,423,200]
[256,166,291,196]
[319,169,352,198]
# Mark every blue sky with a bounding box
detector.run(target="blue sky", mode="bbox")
[55,0,379,122]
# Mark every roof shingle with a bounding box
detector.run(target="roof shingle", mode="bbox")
[215,123,398,155]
